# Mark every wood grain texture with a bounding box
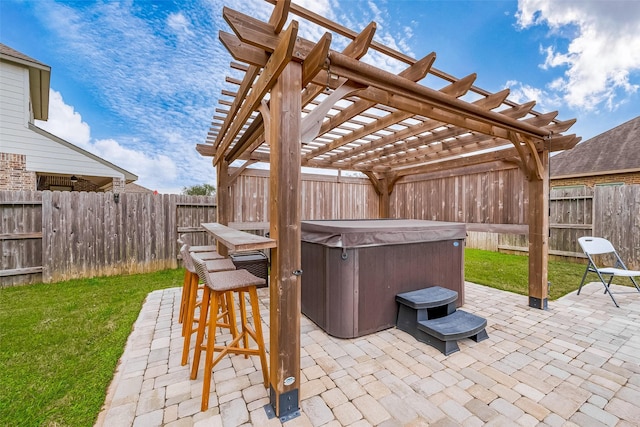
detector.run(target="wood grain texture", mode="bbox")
[2,182,638,285]
[268,61,302,416]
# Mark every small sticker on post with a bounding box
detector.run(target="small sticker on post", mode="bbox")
[284,376,295,386]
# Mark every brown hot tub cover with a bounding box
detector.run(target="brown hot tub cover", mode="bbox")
[301,219,467,248]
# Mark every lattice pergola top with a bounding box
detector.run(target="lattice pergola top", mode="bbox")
[198,0,580,182]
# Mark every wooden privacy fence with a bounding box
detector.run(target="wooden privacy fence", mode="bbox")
[1,191,217,286]
[2,175,638,285]
[0,170,375,286]
[232,171,640,270]
[229,169,379,221]
[0,191,42,286]
[478,185,640,270]
[391,167,528,225]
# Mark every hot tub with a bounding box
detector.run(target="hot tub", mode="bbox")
[301,219,466,338]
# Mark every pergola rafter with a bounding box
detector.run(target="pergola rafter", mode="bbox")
[199,0,580,419]
[206,9,578,171]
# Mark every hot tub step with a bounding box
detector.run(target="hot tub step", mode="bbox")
[417,310,488,355]
[396,286,458,310]
[396,286,458,339]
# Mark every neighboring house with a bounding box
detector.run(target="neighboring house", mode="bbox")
[551,116,640,188]
[0,43,137,192]
[124,182,155,193]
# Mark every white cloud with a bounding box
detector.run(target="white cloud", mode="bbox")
[36,88,183,193]
[35,90,90,147]
[296,0,335,19]
[366,0,385,25]
[503,79,562,111]
[93,138,179,190]
[516,0,640,111]
[31,0,226,192]
[167,12,194,39]
[28,0,416,192]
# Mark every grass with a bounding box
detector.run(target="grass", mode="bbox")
[0,268,184,427]
[0,250,622,426]
[464,248,627,300]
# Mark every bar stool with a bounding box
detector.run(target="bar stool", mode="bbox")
[179,233,218,253]
[178,245,236,366]
[190,253,269,411]
[178,240,224,325]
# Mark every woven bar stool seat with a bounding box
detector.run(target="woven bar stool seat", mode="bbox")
[179,244,234,321]
[190,253,268,411]
[179,233,218,253]
[179,244,236,367]
[178,239,225,325]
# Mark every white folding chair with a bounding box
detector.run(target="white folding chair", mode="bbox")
[577,236,640,307]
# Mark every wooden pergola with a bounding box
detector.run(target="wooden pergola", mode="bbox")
[197,0,580,418]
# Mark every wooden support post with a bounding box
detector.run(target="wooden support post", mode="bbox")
[363,172,393,218]
[380,177,391,218]
[378,174,396,218]
[527,149,549,309]
[216,160,231,257]
[269,61,302,419]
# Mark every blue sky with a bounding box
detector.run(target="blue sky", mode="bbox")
[2,0,639,193]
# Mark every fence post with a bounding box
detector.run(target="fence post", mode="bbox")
[41,191,52,283]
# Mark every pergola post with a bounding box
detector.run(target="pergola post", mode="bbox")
[527,149,550,309]
[379,175,392,218]
[215,159,231,256]
[268,61,302,418]
[364,172,394,219]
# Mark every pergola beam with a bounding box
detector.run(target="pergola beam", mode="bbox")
[312,89,512,168]
[304,52,436,154]
[221,19,382,163]
[264,0,552,117]
[302,59,466,163]
[326,51,550,140]
[358,103,540,171]
[392,146,523,178]
[301,21,377,106]
[215,21,299,164]
[268,0,290,32]
[301,32,332,87]
[213,1,294,152]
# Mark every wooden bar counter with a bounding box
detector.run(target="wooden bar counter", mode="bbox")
[201,222,276,252]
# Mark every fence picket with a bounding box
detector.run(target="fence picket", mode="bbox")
[1,175,639,285]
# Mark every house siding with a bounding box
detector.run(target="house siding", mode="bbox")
[0,61,29,135]
[0,61,125,182]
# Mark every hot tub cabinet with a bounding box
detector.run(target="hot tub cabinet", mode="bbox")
[301,219,466,338]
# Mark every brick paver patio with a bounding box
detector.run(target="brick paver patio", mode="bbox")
[95,281,640,426]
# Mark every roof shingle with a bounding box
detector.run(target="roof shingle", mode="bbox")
[551,116,640,177]
[0,43,49,69]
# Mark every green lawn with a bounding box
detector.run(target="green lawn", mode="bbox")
[0,250,615,426]
[464,248,623,300]
[0,269,184,427]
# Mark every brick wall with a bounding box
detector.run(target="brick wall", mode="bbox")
[112,177,125,193]
[36,175,100,191]
[0,153,37,190]
[552,171,640,188]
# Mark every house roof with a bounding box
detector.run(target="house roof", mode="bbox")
[29,123,138,184]
[551,116,640,179]
[0,43,51,121]
[125,182,154,193]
